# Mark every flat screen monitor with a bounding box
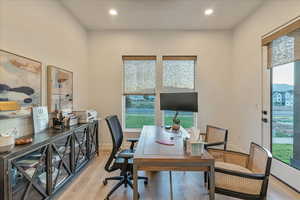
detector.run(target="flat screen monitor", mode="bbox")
[160,92,198,112]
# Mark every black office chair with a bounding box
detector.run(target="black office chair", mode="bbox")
[103,115,148,200]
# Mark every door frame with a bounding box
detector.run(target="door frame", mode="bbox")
[261,32,300,193]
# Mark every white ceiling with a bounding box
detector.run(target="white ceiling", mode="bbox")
[61,0,264,30]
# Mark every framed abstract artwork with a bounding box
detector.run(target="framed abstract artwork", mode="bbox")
[0,49,42,118]
[47,65,73,113]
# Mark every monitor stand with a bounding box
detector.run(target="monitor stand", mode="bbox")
[173,111,179,124]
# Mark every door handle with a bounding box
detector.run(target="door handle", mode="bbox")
[262,110,268,115]
[262,118,268,123]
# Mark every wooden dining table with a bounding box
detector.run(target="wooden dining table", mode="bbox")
[133,126,215,200]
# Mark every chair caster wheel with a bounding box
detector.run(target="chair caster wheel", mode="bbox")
[103,180,108,185]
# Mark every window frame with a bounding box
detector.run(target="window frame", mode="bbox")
[122,55,198,132]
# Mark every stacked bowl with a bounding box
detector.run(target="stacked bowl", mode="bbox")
[0,135,15,153]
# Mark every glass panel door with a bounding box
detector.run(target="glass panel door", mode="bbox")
[262,19,300,191]
[10,146,48,200]
[271,61,300,169]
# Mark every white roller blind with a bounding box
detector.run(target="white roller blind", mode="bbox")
[162,56,196,91]
[123,56,156,94]
[267,27,300,68]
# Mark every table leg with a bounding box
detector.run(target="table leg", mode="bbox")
[169,171,173,200]
[133,164,138,200]
[209,165,215,200]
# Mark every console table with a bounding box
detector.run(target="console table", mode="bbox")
[0,120,99,200]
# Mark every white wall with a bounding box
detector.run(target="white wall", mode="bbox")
[0,0,89,136]
[232,0,300,190]
[88,30,234,149]
[232,0,300,151]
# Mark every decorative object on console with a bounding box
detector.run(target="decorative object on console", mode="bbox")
[0,101,20,111]
[0,135,14,153]
[67,113,78,127]
[0,128,17,153]
[52,111,67,130]
[0,49,42,118]
[32,106,49,133]
[15,137,33,145]
[60,108,78,127]
[74,110,98,123]
[47,65,73,113]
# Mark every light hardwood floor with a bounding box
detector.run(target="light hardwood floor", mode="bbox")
[57,152,300,200]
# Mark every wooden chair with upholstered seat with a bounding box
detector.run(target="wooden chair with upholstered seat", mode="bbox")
[203,125,228,150]
[208,142,272,200]
[202,125,228,183]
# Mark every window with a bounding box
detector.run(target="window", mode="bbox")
[272,63,295,166]
[123,55,197,130]
[162,56,196,128]
[124,95,155,129]
[277,94,282,102]
[123,56,156,129]
[163,58,195,90]
[269,29,300,170]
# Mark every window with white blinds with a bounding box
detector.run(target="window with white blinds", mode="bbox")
[122,55,197,130]
[162,56,196,91]
[123,56,156,95]
[267,30,300,68]
[162,56,196,128]
[123,56,156,129]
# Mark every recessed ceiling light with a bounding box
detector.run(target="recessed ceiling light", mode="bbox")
[204,8,213,16]
[109,9,118,16]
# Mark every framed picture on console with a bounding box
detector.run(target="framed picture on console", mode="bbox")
[47,65,73,113]
[0,49,42,118]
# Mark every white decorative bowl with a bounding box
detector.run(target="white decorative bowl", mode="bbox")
[0,144,14,153]
[0,136,15,153]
